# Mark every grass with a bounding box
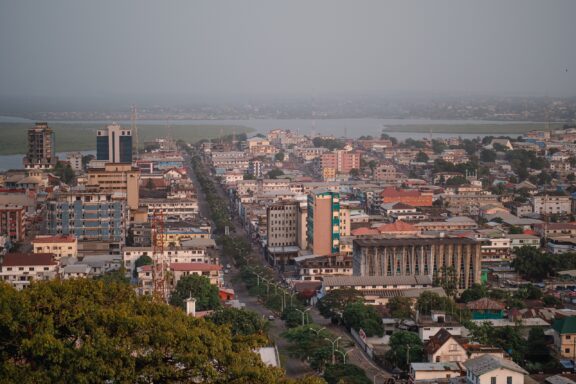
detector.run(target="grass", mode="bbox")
[383,122,564,134]
[0,122,253,155]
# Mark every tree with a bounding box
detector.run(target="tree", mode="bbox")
[133,255,153,278]
[349,168,360,178]
[432,140,447,154]
[54,162,75,184]
[169,274,221,311]
[508,226,523,234]
[511,246,555,281]
[387,297,413,319]
[282,306,306,328]
[0,279,291,383]
[368,160,378,175]
[415,151,429,163]
[146,177,155,190]
[266,168,285,179]
[342,302,384,337]
[460,284,488,303]
[516,284,542,300]
[275,152,285,162]
[317,288,364,321]
[445,176,470,186]
[543,295,562,307]
[385,331,423,370]
[323,364,371,384]
[207,307,267,340]
[480,149,497,163]
[81,154,95,169]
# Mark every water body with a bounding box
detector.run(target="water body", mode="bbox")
[0,116,533,169]
[0,150,95,172]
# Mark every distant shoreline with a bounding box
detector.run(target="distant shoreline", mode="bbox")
[383,122,564,134]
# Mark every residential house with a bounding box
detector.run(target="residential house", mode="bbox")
[552,316,576,359]
[425,328,468,363]
[0,253,58,290]
[463,355,527,384]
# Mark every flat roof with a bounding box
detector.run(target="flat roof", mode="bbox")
[354,237,478,247]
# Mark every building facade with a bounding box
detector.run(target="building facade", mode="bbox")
[24,122,57,169]
[352,237,481,289]
[47,191,128,242]
[32,235,78,259]
[85,163,140,209]
[307,190,340,255]
[96,123,133,163]
[0,204,26,242]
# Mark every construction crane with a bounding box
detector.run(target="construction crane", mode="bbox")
[151,210,168,302]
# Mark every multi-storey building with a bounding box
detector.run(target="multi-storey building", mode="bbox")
[47,190,128,242]
[32,235,78,259]
[374,164,397,182]
[122,246,215,277]
[0,253,58,290]
[352,236,481,289]
[139,199,198,220]
[266,201,299,265]
[248,160,263,178]
[138,263,222,295]
[96,123,133,163]
[321,150,361,175]
[307,189,340,255]
[23,122,57,169]
[0,204,26,242]
[532,193,571,215]
[85,163,140,209]
[66,152,83,172]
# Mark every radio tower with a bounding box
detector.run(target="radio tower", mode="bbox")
[151,210,168,302]
[131,105,139,161]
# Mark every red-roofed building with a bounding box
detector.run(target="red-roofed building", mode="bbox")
[0,253,58,290]
[351,227,380,237]
[380,187,433,207]
[377,221,420,235]
[138,262,222,295]
[32,235,77,259]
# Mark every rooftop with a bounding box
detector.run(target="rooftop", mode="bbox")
[32,235,77,244]
[1,253,56,267]
[354,236,478,248]
[464,355,527,376]
[323,275,432,287]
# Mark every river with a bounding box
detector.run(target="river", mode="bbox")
[0,116,534,170]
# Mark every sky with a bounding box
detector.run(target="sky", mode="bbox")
[1,0,576,102]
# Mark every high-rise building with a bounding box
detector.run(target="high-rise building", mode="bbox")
[352,237,481,289]
[307,189,340,255]
[96,123,133,163]
[23,122,57,169]
[85,163,140,209]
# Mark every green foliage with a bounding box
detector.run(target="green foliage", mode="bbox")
[282,326,334,372]
[386,296,413,319]
[207,307,268,346]
[511,246,557,281]
[516,284,542,300]
[221,235,252,267]
[543,295,563,307]
[349,168,360,177]
[317,288,364,321]
[94,267,130,285]
[275,151,285,162]
[415,151,429,163]
[267,168,285,179]
[467,322,525,362]
[0,279,288,383]
[431,139,447,154]
[416,291,468,320]
[169,274,221,312]
[342,302,384,337]
[312,137,345,151]
[480,149,497,163]
[282,306,306,328]
[445,175,470,186]
[323,364,371,384]
[385,331,424,370]
[133,255,153,278]
[460,284,488,303]
[54,162,75,184]
[508,226,524,234]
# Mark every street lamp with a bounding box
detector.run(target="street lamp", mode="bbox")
[295,307,311,326]
[324,336,341,365]
[308,326,326,336]
[335,347,355,364]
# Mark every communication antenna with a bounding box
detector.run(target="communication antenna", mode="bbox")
[151,210,168,302]
[131,105,139,161]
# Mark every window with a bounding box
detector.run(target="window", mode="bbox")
[566,348,571,354]
[491,377,496,384]
[568,335,572,340]
[507,377,512,384]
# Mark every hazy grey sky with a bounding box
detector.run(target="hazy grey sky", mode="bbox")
[1,0,576,99]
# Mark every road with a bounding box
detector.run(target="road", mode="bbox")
[185,150,391,381]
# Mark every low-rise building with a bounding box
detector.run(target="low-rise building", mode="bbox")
[463,355,527,384]
[425,328,468,363]
[0,204,26,242]
[138,262,222,295]
[552,316,576,360]
[508,234,540,250]
[409,362,464,384]
[418,311,464,341]
[0,253,58,290]
[32,235,78,259]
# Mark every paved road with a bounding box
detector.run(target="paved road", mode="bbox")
[186,150,391,381]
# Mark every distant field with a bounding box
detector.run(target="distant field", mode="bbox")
[383,123,564,134]
[0,123,253,155]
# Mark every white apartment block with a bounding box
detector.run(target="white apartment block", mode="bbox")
[0,253,58,290]
[532,194,571,215]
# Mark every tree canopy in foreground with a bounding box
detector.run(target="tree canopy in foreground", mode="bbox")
[0,279,323,384]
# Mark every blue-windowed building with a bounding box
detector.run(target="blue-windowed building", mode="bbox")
[96,123,132,163]
[48,190,127,242]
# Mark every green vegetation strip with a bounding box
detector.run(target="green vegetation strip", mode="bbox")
[0,122,253,155]
[383,122,564,134]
